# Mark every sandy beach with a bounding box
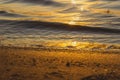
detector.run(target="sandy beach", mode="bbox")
[0,0,120,80]
[0,46,120,80]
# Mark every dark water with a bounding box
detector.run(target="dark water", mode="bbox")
[0,0,120,50]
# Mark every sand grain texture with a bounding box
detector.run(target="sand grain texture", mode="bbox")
[0,47,120,80]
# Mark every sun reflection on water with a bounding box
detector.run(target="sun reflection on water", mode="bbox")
[71,41,77,46]
[71,0,76,5]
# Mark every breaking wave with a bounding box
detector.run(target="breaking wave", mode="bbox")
[0,20,120,34]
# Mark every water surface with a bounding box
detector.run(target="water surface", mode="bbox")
[0,0,120,50]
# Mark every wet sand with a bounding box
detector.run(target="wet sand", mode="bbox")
[0,47,120,80]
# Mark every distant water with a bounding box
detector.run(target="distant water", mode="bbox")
[0,0,120,50]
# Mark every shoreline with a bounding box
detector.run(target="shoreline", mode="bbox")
[0,45,120,54]
[0,46,120,80]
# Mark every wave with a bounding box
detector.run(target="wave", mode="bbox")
[1,40,120,52]
[1,0,63,6]
[0,20,120,34]
[0,11,25,17]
